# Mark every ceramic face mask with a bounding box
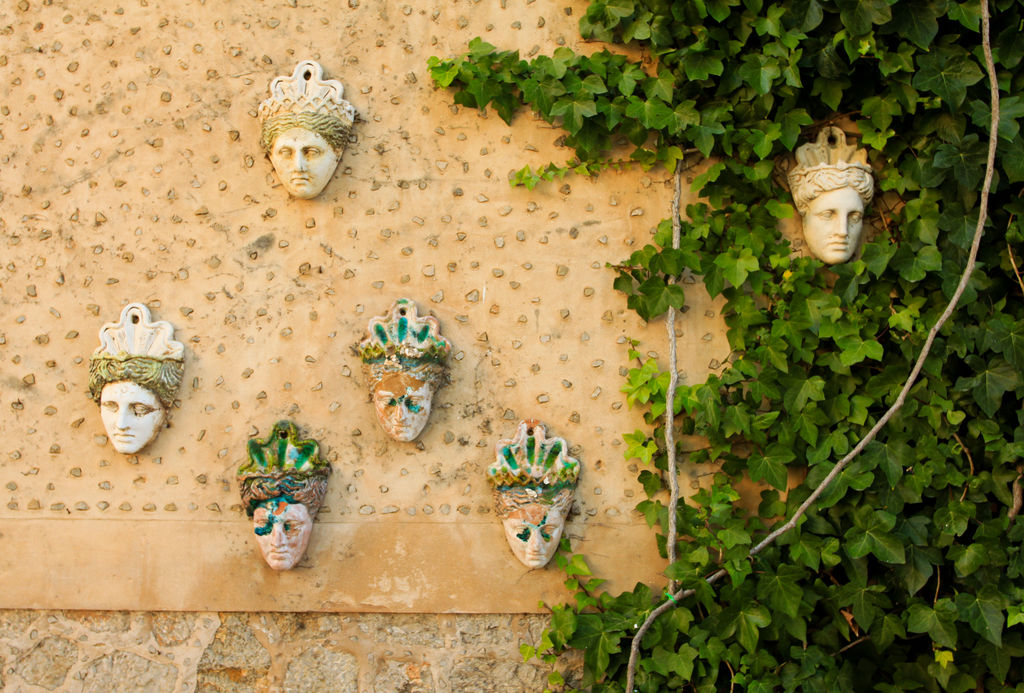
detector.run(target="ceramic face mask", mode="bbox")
[787,127,875,265]
[268,127,341,199]
[253,499,314,571]
[100,381,167,454]
[237,421,330,571]
[89,303,184,455]
[357,298,452,442]
[802,186,865,264]
[371,372,434,442]
[488,420,581,569]
[500,501,568,569]
[258,60,355,200]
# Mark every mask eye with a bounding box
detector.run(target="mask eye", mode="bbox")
[275,146,293,157]
[254,518,273,536]
[130,403,156,417]
[816,210,834,219]
[849,212,862,223]
[515,526,531,542]
[102,401,118,411]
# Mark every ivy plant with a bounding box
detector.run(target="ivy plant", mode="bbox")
[431,0,1024,690]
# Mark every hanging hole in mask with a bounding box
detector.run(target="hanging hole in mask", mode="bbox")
[399,308,407,316]
[526,427,534,436]
[131,314,140,324]
[303,70,312,80]
[279,429,288,439]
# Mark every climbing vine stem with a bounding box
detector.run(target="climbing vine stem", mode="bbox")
[663,160,684,594]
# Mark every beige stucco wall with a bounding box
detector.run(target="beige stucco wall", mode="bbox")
[0,0,729,687]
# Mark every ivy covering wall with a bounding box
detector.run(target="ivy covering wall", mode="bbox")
[430,0,1024,690]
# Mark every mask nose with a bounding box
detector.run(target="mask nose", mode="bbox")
[115,405,132,429]
[835,215,849,239]
[387,404,405,422]
[528,531,544,552]
[269,522,287,547]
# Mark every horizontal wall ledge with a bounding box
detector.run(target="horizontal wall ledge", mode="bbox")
[0,518,664,613]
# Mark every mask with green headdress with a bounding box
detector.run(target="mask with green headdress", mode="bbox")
[238,421,331,571]
[355,298,452,442]
[488,419,580,568]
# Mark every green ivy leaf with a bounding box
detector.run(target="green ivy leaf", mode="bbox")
[845,507,906,564]
[571,614,623,677]
[892,244,942,282]
[956,356,1019,417]
[756,564,805,618]
[863,439,907,487]
[734,604,772,653]
[550,95,598,134]
[907,600,958,649]
[636,276,686,320]
[780,108,814,149]
[898,545,938,596]
[748,444,793,490]
[956,587,1005,647]
[683,51,725,81]
[890,0,940,49]
[949,543,987,578]
[912,47,984,108]
[874,613,907,650]
[714,247,759,287]
[782,375,826,412]
[983,315,1024,369]
[644,69,675,101]
[836,0,892,35]
[836,335,884,366]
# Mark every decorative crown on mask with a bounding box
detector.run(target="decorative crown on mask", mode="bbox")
[258,60,356,154]
[88,303,184,408]
[237,420,330,517]
[356,298,452,388]
[786,126,875,212]
[488,419,580,492]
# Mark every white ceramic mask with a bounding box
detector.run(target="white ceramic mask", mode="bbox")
[802,186,865,264]
[268,127,341,199]
[99,381,166,454]
[253,499,314,571]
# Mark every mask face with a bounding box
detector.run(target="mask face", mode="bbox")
[268,127,340,199]
[372,373,434,442]
[500,501,567,569]
[252,499,313,571]
[100,381,166,454]
[802,186,865,264]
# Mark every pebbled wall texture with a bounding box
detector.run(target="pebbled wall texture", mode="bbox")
[0,0,730,689]
[0,610,575,692]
